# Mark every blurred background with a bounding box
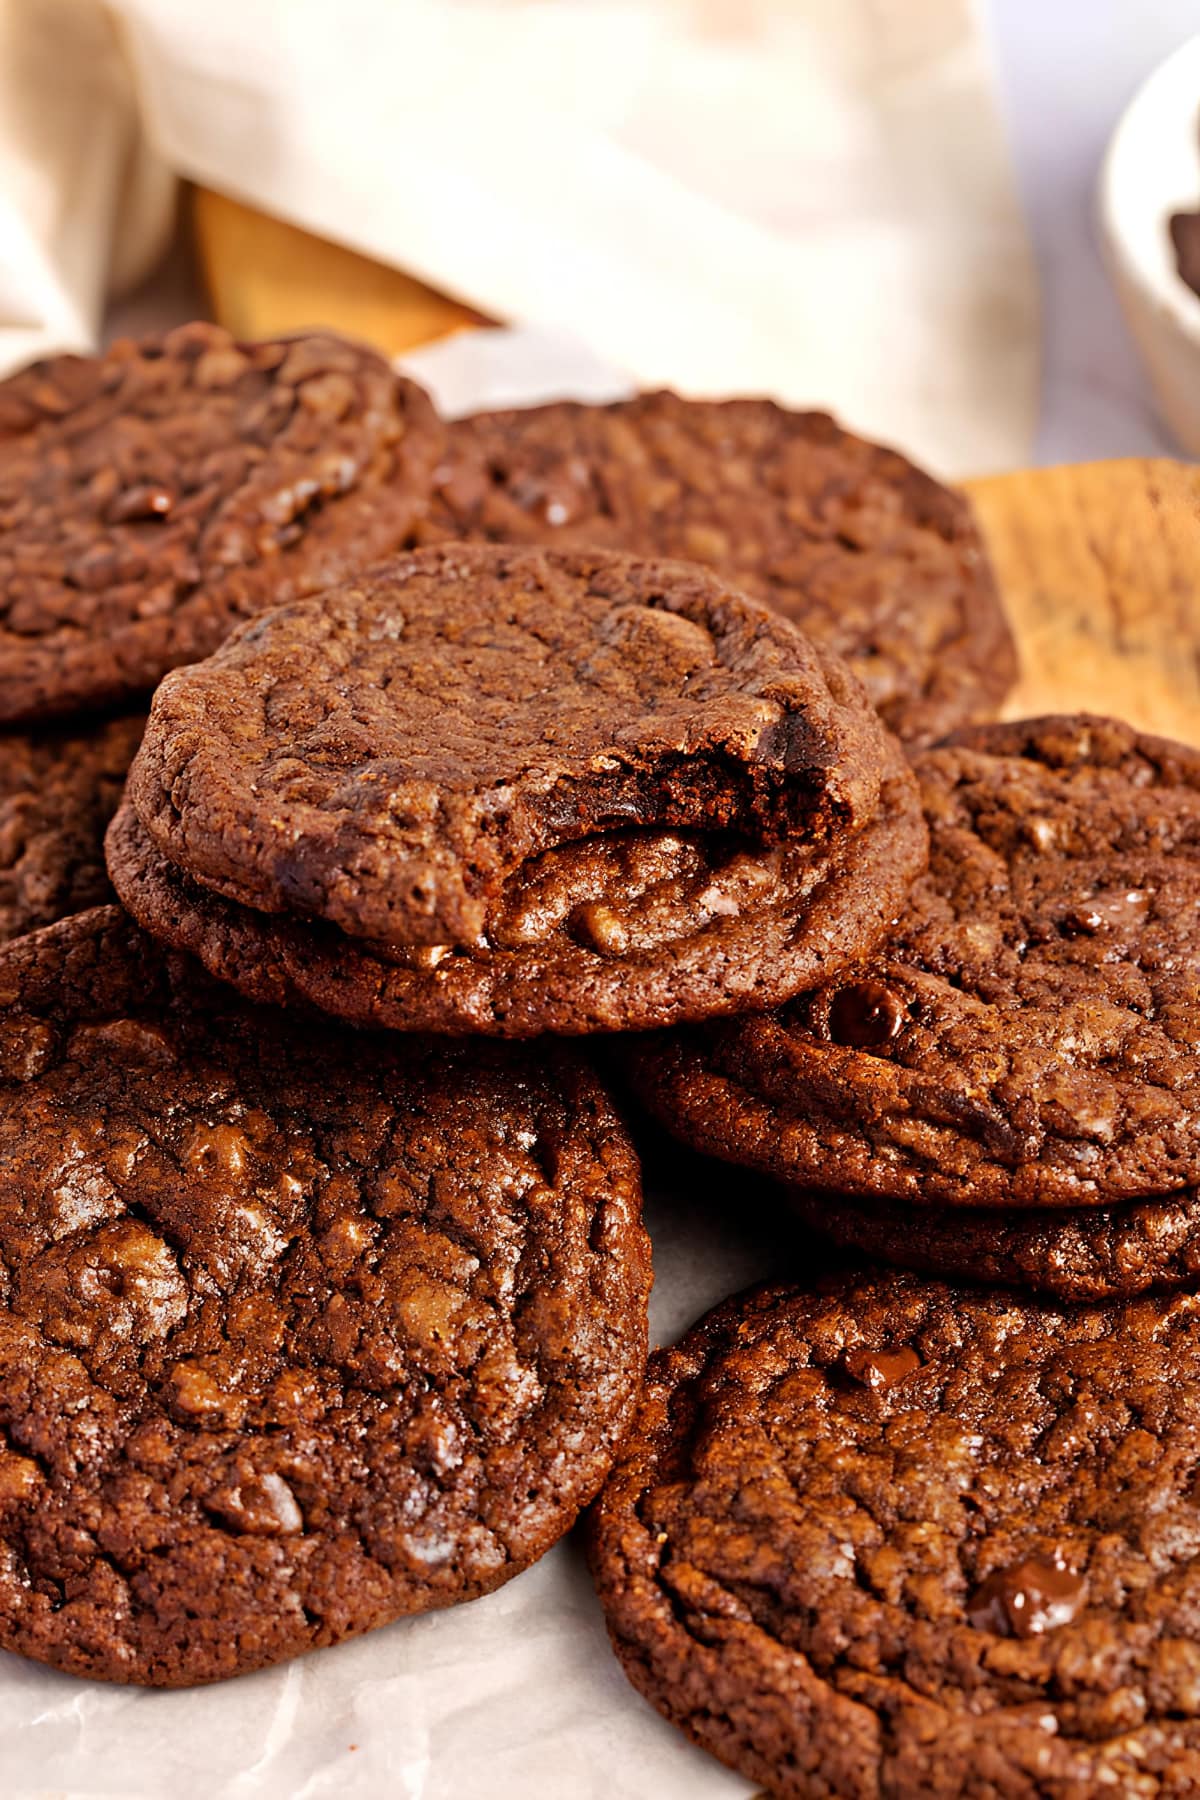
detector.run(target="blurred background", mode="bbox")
[4,0,1200,476]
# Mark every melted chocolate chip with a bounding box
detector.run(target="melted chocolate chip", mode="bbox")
[843,1344,921,1392]
[967,1555,1086,1639]
[105,483,176,525]
[1059,888,1151,939]
[827,979,905,1049]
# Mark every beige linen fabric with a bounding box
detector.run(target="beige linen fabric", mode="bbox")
[0,0,1035,473]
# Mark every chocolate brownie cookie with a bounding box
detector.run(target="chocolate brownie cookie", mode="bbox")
[108,766,922,1035]
[429,394,1014,745]
[113,544,927,1033]
[631,715,1200,1207]
[0,907,650,1687]
[0,324,443,722]
[789,1187,1200,1300]
[0,712,142,942]
[589,1270,1200,1797]
[126,543,899,941]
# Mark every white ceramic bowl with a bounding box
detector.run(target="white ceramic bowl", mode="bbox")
[1099,35,1200,455]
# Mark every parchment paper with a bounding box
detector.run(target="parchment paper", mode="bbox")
[0,327,845,1800]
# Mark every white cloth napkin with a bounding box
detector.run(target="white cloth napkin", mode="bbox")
[0,0,1036,475]
[0,0,173,372]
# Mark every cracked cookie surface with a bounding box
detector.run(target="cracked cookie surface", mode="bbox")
[0,907,650,1686]
[630,716,1200,1207]
[588,1270,1200,1798]
[426,394,1014,746]
[0,324,442,721]
[0,713,143,942]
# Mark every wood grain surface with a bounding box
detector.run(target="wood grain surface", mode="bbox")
[964,459,1200,746]
[193,189,490,355]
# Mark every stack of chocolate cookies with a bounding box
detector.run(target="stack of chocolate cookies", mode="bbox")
[2,319,1199,1798]
[632,712,1200,1300]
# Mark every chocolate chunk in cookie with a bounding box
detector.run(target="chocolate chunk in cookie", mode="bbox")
[0,907,649,1686]
[631,715,1200,1207]
[0,712,142,942]
[0,324,443,721]
[114,544,926,1034]
[589,1269,1200,1797]
[107,766,921,1036]
[428,394,1014,745]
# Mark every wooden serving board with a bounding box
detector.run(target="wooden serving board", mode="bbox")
[964,459,1200,747]
[192,189,490,357]
[193,191,1200,746]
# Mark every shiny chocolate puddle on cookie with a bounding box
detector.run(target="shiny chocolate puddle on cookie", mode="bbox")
[968,1555,1087,1639]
